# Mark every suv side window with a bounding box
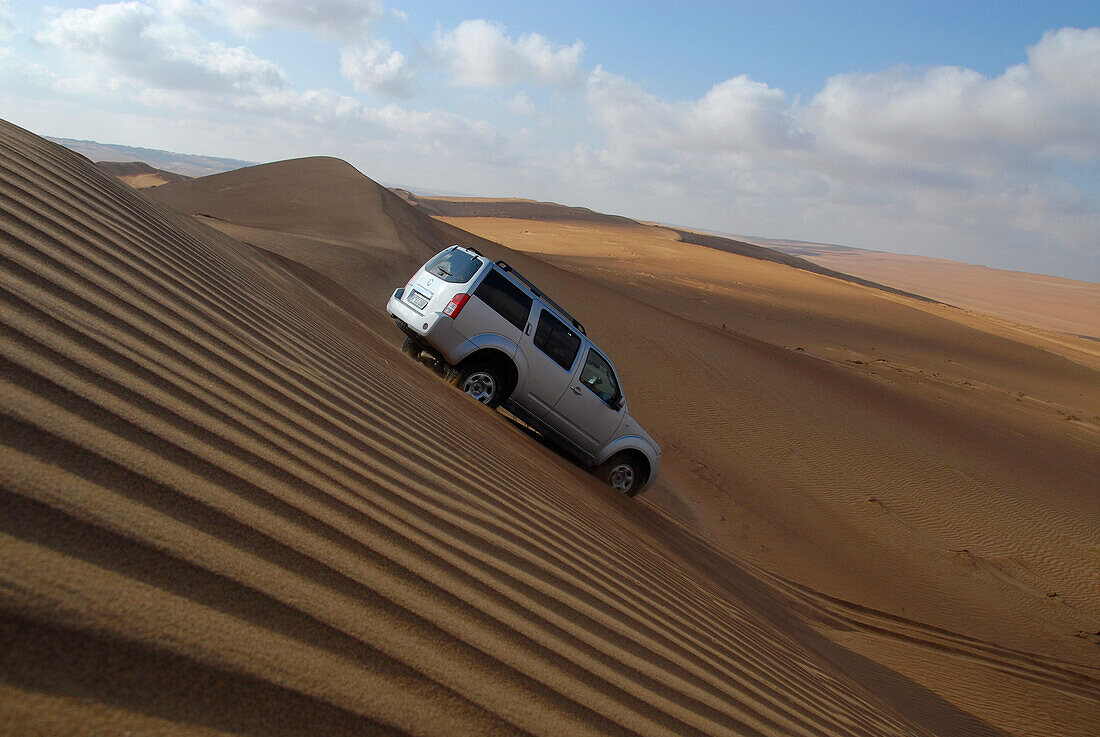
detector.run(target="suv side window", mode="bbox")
[579,349,620,405]
[534,310,581,370]
[473,269,532,330]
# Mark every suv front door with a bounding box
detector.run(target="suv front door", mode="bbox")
[546,346,624,457]
[514,306,582,418]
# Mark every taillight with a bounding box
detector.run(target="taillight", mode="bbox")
[443,293,470,318]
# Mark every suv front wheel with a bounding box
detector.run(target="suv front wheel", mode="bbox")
[598,453,644,496]
[458,363,505,408]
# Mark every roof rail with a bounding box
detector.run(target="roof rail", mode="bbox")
[495,260,587,336]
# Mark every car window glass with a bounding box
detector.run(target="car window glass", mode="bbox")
[579,349,620,404]
[426,249,483,283]
[473,269,532,330]
[533,310,580,370]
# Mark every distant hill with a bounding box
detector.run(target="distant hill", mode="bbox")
[48,137,253,178]
[96,161,191,189]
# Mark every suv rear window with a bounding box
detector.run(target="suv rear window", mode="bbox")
[426,249,483,283]
[473,268,532,330]
[534,310,581,370]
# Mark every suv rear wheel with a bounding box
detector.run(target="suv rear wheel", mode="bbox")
[598,453,644,496]
[401,336,421,358]
[458,363,505,408]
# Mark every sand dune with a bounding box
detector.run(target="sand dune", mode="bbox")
[151,157,443,309]
[3,119,1098,736]
[1,124,930,735]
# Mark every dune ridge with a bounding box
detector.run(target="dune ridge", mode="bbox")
[0,123,950,734]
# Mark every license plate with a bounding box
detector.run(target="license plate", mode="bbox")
[407,290,429,309]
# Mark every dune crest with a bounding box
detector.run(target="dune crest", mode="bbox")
[150,157,446,306]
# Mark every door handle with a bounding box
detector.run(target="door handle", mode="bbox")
[572,386,582,395]
[525,323,531,335]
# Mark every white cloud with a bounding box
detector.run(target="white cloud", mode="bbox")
[805,27,1100,171]
[584,66,806,165]
[201,0,419,98]
[434,19,583,88]
[585,68,668,142]
[22,1,502,164]
[575,31,1100,278]
[35,2,288,95]
[1027,26,1100,99]
[340,38,416,98]
[508,90,535,117]
[0,0,17,41]
[685,76,808,150]
[376,104,504,152]
[208,0,384,41]
[152,0,217,24]
[582,27,1100,189]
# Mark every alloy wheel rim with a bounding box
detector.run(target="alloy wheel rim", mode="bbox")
[609,463,635,492]
[463,371,497,403]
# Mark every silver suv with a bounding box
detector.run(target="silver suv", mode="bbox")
[387,246,660,495]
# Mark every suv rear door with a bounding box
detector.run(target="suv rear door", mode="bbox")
[513,306,582,417]
[545,345,624,456]
[454,266,532,350]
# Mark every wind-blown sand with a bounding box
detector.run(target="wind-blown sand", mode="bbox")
[3,120,1098,736]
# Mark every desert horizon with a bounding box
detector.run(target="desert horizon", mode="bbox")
[2,117,1099,737]
[92,148,1100,336]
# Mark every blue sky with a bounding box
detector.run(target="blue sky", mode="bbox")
[2,0,1098,279]
[403,1,1096,99]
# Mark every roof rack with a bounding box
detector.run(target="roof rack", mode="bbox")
[495,260,587,336]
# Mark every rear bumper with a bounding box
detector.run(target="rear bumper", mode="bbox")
[386,288,466,361]
[388,288,435,335]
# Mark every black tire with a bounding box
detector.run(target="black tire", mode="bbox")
[457,363,505,408]
[597,453,644,496]
[401,336,421,359]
